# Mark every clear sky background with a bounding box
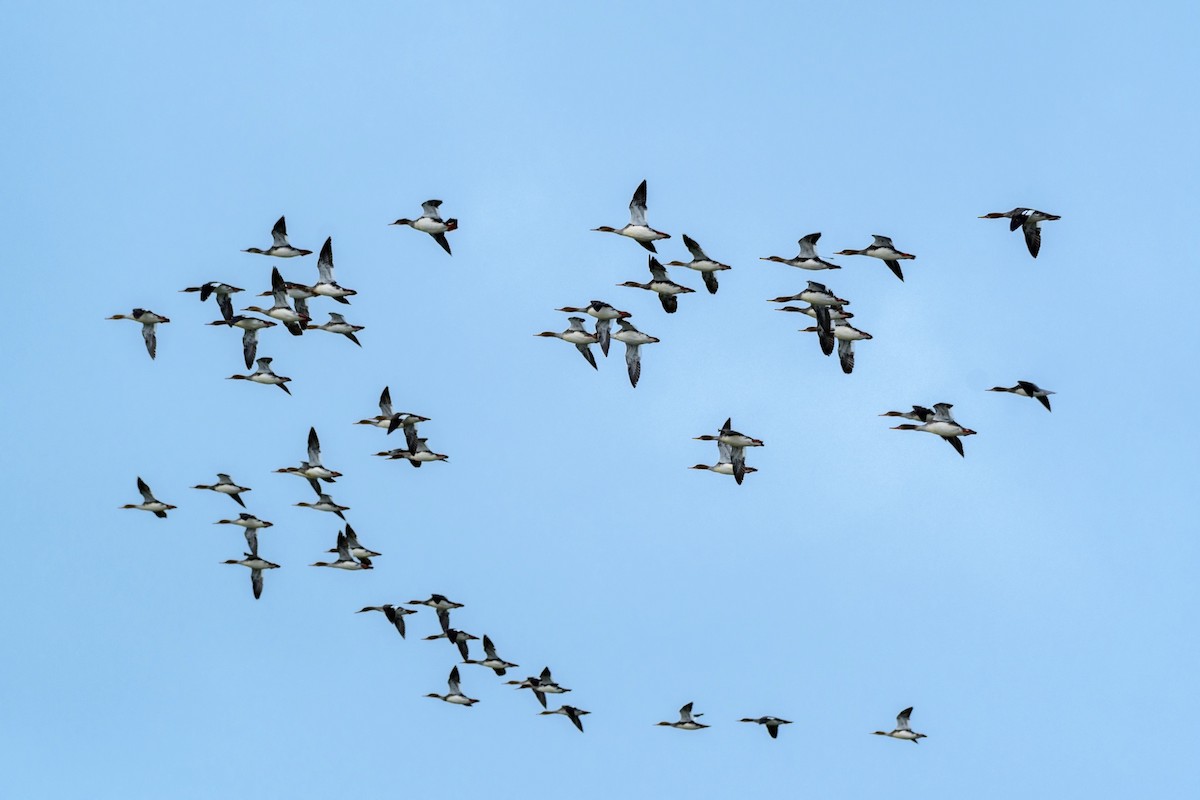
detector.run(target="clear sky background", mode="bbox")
[4,1,1198,797]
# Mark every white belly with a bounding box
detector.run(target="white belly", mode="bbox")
[412,218,448,234]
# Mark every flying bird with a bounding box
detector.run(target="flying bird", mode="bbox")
[243,215,311,258]
[979,208,1060,258]
[617,256,695,314]
[391,200,457,255]
[107,309,170,359]
[592,179,670,252]
[836,235,915,281]
[987,380,1055,411]
[120,477,175,518]
[664,234,732,293]
[872,707,927,743]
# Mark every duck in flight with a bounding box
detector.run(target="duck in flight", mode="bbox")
[664,234,732,293]
[800,317,873,374]
[120,477,176,518]
[391,200,457,255]
[313,313,365,346]
[294,493,350,520]
[540,705,591,733]
[426,666,478,706]
[761,232,840,272]
[612,319,659,388]
[273,427,341,494]
[872,707,927,743]
[769,281,849,356]
[618,256,695,314]
[425,628,479,660]
[310,530,372,570]
[207,315,277,369]
[462,635,519,676]
[107,309,170,359]
[243,215,311,258]
[506,667,571,709]
[214,513,273,530]
[889,402,976,457]
[739,716,792,739]
[310,237,357,302]
[356,603,417,638]
[657,702,709,730]
[243,267,309,336]
[836,235,915,281]
[191,473,251,508]
[374,438,449,467]
[536,317,600,370]
[222,530,279,600]
[555,301,631,357]
[593,179,670,253]
[988,380,1055,411]
[694,417,764,485]
[181,282,243,322]
[354,386,429,446]
[689,440,759,481]
[330,524,380,561]
[228,357,292,395]
[979,208,1060,258]
[879,405,934,422]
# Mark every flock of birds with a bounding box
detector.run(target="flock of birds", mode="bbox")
[109,181,1062,741]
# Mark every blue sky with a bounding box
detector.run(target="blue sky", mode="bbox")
[4,1,1198,797]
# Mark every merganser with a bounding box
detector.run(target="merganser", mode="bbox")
[873,707,927,743]
[181,282,243,322]
[689,440,759,480]
[310,237,357,302]
[890,402,976,457]
[425,628,479,660]
[462,635,518,676]
[800,318,873,373]
[107,309,170,360]
[774,304,853,321]
[879,405,934,422]
[274,427,342,493]
[979,208,1060,258]
[769,281,849,356]
[617,256,695,314]
[657,702,709,730]
[313,313,364,346]
[221,532,279,600]
[357,603,417,638]
[228,357,292,395]
[207,315,277,369]
[694,417,764,485]
[987,380,1055,411]
[310,531,372,570]
[426,666,478,706]
[505,667,570,708]
[407,594,464,613]
[191,473,251,508]
[540,705,591,733]
[120,477,176,518]
[374,438,449,467]
[761,232,840,272]
[243,267,309,336]
[555,301,631,357]
[214,513,273,530]
[254,279,315,322]
[665,234,732,294]
[836,235,915,281]
[536,317,600,370]
[611,319,660,388]
[243,215,311,258]
[295,493,349,519]
[354,386,429,447]
[391,200,457,255]
[739,716,792,739]
[592,179,670,252]
[330,524,380,560]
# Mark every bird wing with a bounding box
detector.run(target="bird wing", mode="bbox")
[437,607,451,634]
[271,216,288,247]
[648,257,669,282]
[251,569,264,599]
[307,427,322,465]
[421,200,443,220]
[1022,221,1042,258]
[659,293,678,314]
[244,529,259,557]
[838,337,855,374]
[447,666,461,695]
[797,232,821,258]
[628,180,648,226]
[317,237,335,282]
[682,234,706,261]
[896,707,913,731]
[576,343,598,370]
[679,702,695,723]
[884,260,904,281]
[216,293,234,322]
[702,270,719,294]
[624,343,641,388]
[242,329,257,370]
[595,318,612,357]
[379,386,394,417]
[947,436,965,457]
[142,323,157,359]
[432,232,452,255]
